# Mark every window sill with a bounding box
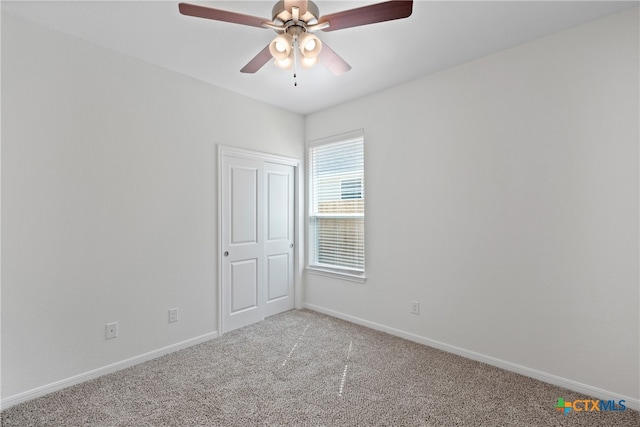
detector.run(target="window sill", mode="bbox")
[305,266,367,283]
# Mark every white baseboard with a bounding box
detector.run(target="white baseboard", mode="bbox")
[1,331,218,410]
[303,303,639,412]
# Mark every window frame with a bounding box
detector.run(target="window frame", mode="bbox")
[306,129,366,283]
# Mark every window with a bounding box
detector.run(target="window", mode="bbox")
[308,130,365,279]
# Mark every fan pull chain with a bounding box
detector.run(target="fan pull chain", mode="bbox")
[293,37,299,87]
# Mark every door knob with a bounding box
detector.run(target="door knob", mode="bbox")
[224,251,229,257]
[290,243,294,248]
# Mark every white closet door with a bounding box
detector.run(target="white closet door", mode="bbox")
[220,150,296,333]
[264,162,295,317]
[221,155,265,332]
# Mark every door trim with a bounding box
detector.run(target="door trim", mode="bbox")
[217,145,301,335]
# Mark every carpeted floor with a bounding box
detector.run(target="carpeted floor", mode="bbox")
[2,309,638,426]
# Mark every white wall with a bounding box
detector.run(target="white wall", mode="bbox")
[1,13,304,401]
[304,8,639,405]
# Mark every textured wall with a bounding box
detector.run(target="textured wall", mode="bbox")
[1,13,304,399]
[304,8,639,403]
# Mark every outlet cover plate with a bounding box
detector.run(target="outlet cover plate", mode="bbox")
[411,301,420,315]
[106,322,118,339]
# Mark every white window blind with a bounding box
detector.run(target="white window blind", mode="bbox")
[308,131,364,275]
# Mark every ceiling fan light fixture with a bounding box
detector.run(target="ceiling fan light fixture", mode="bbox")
[298,32,322,58]
[269,34,292,60]
[300,56,319,69]
[274,51,294,70]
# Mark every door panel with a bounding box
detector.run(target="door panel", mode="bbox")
[230,259,258,312]
[264,162,295,316]
[222,155,264,332]
[230,166,258,244]
[267,172,290,240]
[267,254,289,301]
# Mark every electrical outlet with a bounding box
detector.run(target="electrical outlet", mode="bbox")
[106,322,118,339]
[411,301,420,315]
[169,308,178,323]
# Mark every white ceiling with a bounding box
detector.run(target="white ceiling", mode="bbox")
[3,1,638,115]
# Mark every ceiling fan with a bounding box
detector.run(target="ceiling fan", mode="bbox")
[178,0,413,81]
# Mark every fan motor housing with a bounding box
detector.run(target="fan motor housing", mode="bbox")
[272,0,320,26]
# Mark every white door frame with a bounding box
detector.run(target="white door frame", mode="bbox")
[217,145,301,335]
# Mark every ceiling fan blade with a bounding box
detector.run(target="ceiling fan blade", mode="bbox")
[240,45,273,73]
[319,43,351,76]
[179,3,267,28]
[319,0,413,32]
[284,0,308,16]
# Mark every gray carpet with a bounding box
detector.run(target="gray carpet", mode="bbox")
[2,309,638,426]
